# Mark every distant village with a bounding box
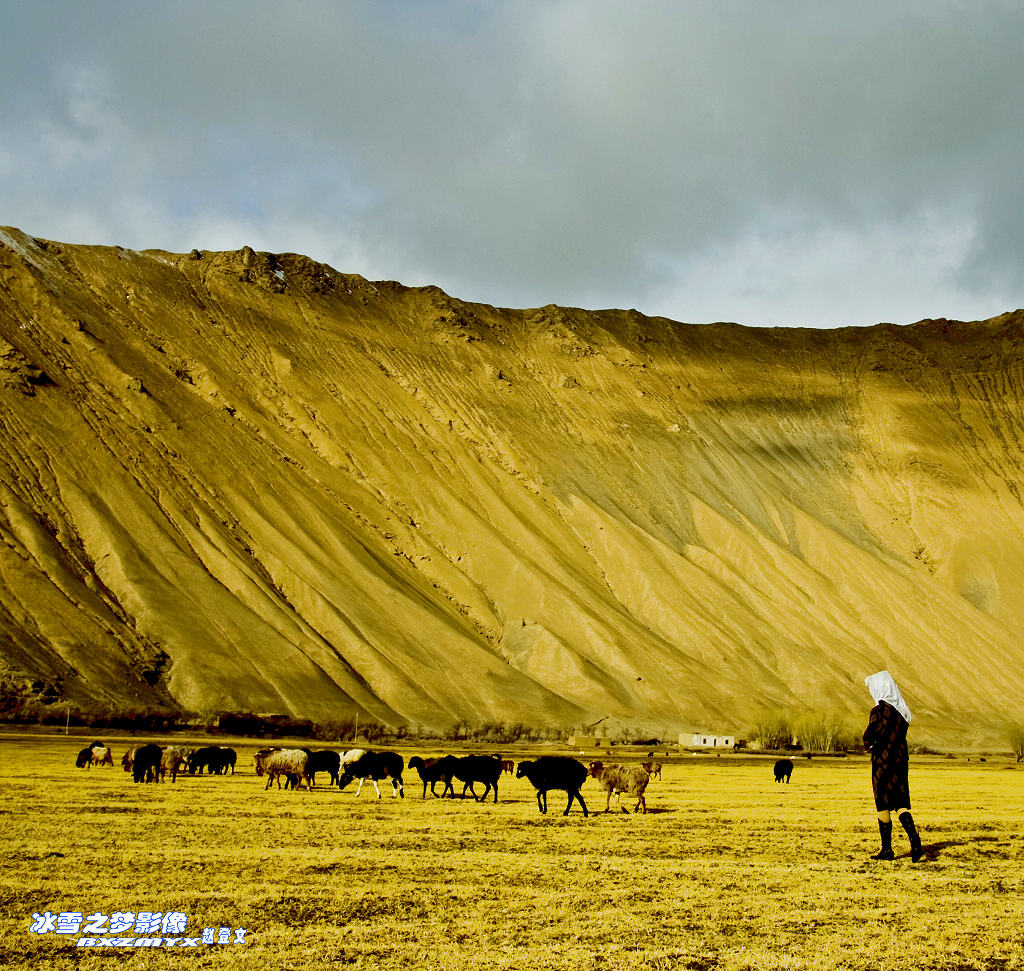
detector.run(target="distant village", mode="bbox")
[567,729,742,751]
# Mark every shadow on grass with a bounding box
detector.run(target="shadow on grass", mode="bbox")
[902,836,1001,862]
[588,806,676,817]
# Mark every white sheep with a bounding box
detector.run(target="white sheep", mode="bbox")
[588,761,651,814]
[338,748,367,769]
[159,746,189,783]
[263,749,312,792]
[254,747,280,776]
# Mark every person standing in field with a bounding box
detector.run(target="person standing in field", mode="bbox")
[863,670,924,862]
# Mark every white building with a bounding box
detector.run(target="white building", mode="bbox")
[681,731,735,749]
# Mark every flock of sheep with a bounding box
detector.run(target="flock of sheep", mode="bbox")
[260,748,664,816]
[250,747,660,816]
[78,741,238,783]
[76,740,665,816]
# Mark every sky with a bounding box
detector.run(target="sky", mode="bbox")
[2,0,1023,328]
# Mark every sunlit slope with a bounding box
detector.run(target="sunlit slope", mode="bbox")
[1,227,1022,740]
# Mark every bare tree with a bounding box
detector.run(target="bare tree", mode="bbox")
[751,710,792,750]
[1008,724,1024,763]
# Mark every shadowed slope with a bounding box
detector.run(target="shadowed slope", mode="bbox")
[2,228,1023,742]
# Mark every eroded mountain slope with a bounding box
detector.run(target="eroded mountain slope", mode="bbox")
[2,227,1023,741]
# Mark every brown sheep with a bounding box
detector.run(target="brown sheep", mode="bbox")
[588,761,651,814]
[640,760,662,779]
[89,746,113,767]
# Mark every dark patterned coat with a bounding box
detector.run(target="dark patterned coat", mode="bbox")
[863,700,910,811]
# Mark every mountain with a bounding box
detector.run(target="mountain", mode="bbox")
[1,227,1022,744]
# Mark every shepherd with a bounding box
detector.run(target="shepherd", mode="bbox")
[863,670,924,862]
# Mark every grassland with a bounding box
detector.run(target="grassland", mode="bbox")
[2,733,1023,970]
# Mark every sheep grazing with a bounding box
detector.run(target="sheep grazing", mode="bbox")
[159,746,189,783]
[408,755,458,798]
[338,751,404,798]
[85,741,107,766]
[201,746,234,775]
[338,748,367,768]
[219,746,237,774]
[329,747,370,792]
[516,756,589,816]
[452,755,503,802]
[304,749,341,788]
[641,760,662,780]
[588,761,651,814]
[121,746,138,772]
[263,749,313,792]
[500,759,516,776]
[254,747,280,776]
[71,741,112,768]
[773,758,794,783]
[254,748,277,778]
[188,747,215,774]
[189,746,235,775]
[132,744,162,784]
[89,746,114,767]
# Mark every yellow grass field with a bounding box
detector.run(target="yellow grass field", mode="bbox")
[2,734,1023,970]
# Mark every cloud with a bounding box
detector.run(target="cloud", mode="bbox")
[2,1,1023,326]
[644,206,983,328]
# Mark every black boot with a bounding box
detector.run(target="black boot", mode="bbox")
[871,820,894,860]
[899,812,924,862]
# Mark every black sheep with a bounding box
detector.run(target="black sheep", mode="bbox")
[75,746,93,769]
[408,755,457,798]
[774,758,794,783]
[303,749,341,787]
[516,756,589,816]
[452,755,503,802]
[189,746,227,775]
[218,746,237,775]
[133,744,163,784]
[338,751,405,798]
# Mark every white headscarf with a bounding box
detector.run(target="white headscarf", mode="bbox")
[865,670,912,724]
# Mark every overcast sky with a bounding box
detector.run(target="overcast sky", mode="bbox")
[2,1,1023,327]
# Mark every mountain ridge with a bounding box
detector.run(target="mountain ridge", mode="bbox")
[2,226,1023,745]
